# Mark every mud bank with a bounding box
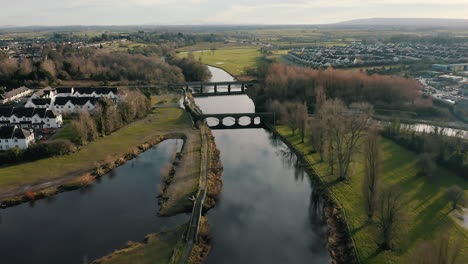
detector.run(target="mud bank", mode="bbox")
[203,128,223,211]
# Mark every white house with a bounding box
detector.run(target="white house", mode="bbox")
[25,98,53,109]
[73,87,118,99]
[55,87,75,97]
[55,87,118,99]
[0,126,35,150]
[53,97,98,113]
[0,86,33,104]
[0,107,63,128]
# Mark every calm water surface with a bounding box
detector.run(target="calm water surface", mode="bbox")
[194,66,330,264]
[0,140,188,264]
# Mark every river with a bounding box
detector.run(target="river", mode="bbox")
[195,66,330,264]
[0,140,188,264]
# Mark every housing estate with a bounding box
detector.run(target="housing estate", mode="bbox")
[0,107,63,128]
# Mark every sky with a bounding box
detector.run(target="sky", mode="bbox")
[1,0,468,26]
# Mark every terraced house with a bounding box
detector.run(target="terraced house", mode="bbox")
[0,107,63,128]
[0,126,35,150]
[25,87,119,113]
[53,97,98,113]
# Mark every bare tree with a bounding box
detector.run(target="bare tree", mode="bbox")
[363,126,381,220]
[279,101,307,137]
[321,100,373,180]
[445,185,466,211]
[308,119,326,161]
[375,186,406,250]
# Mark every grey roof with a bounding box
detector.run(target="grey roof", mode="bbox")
[0,126,31,139]
[0,107,60,118]
[54,97,98,106]
[31,98,52,105]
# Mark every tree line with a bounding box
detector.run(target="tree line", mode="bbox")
[382,119,468,179]
[70,89,151,145]
[0,43,211,88]
[250,63,428,115]
[271,87,466,256]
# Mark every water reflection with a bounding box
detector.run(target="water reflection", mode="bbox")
[0,140,188,264]
[195,66,330,264]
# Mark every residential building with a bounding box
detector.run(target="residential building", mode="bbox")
[0,86,33,104]
[432,63,468,72]
[56,87,118,99]
[0,126,35,150]
[0,107,63,128]
[53,97,98,113]
[25,98,53,109]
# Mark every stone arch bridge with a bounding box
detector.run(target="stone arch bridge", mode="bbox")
[197,112,273,130]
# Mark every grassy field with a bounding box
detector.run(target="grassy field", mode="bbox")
[92,224,187,264]
[276,125,468,264]
[0,106,193,195]
[176,42,257,52]
[178,48,262,76]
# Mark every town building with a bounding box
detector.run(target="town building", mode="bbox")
[25,87,118,113]
[53,97,98,113]
[0,107,63,128]
[55,87,118,99]
[0,126,35,150]
[0,86,33,104]
[25,98,53,109]
[432,63,468,72]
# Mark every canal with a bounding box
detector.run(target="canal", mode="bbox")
[194,66,330,264]
[0,140,188,264]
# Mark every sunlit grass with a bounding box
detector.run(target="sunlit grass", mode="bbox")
[276,125,468,264]
[178,48,262,76]
[0,107,192,194]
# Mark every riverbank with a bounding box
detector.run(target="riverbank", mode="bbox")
[272,125,468,264]
[0,106,195,208]
[92,224,188,264]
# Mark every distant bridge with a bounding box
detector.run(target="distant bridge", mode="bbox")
[198,112,273,130]
[187,81,257,97]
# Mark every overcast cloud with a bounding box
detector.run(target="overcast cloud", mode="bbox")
[1,0,468,26]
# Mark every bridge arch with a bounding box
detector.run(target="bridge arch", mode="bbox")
[221,116,236,127]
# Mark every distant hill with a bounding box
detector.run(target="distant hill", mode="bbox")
[335,18,468,28]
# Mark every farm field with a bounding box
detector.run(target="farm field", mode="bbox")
[178,48,262,76]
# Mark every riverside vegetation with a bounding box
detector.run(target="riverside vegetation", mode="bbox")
[260,63,468,263]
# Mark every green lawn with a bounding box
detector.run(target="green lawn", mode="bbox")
[92,224,187,264]
[178,48,262,76]
[52,120,73,141]
[276,125,468,264]
[0,107,192,195]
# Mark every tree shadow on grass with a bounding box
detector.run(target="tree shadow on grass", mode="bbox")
[408,195,449,247]
[350,221,369,237]
[363,247,385,263]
